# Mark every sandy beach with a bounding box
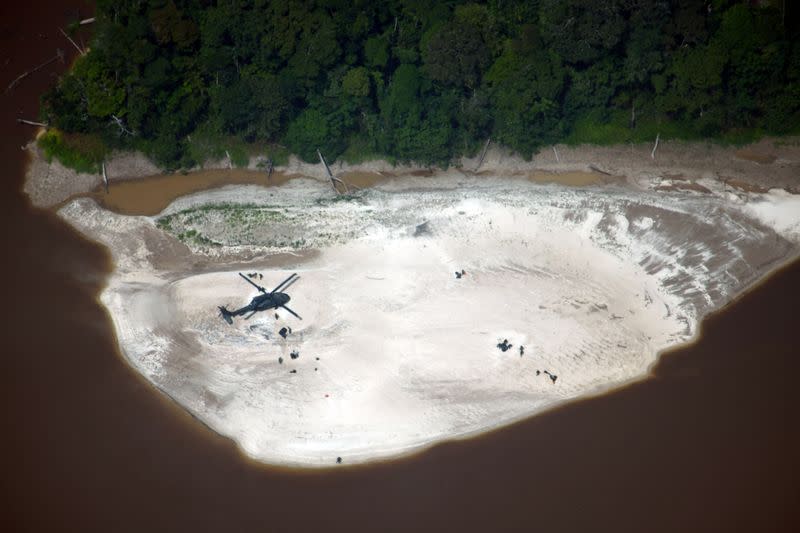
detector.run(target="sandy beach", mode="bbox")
[40,145,800,465]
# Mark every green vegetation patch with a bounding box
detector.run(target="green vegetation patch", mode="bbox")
[38,129,107,174]
[175,228,221,247]
[564,111,703,146]
[155,203,290,247]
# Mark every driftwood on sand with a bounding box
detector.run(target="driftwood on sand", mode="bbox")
[588,164,612,176]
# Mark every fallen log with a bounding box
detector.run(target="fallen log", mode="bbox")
[6,49,64,93]
[102,162,109,193]
[16,119,48,127]
[59,28,85,56]
[588,164,612,176]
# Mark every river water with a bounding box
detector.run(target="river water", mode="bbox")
[2,2,798,532]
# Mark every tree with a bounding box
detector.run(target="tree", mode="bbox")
[364,36,390,69]
[284,108,349,163]
[214,73,288,140]
[487,47,566,157]
[342,67,371,97]
[423,20,491,90]
[71,54,126,119]
[539,0,625,65]
[665,0,710,49]
[563,58,624,116]
[285,10,341,89]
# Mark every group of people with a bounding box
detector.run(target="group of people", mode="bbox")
[496,339,514,352]
[497,339,558,384]
[536,370,558,384]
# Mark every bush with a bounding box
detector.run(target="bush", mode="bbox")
[263,144,290,166]
[284,109,347,163]
[186,124,254,168]
[564,109,702,146]
[38,129,107,174]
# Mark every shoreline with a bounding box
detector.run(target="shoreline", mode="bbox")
[23,135,800,210]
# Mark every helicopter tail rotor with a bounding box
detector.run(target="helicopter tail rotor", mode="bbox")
[218,306,233,325]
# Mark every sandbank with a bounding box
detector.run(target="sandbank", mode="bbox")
[48,167,800,466]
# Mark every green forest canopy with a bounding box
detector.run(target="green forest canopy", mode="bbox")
[41,0,800,169]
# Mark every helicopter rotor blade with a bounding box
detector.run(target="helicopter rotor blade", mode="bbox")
[244,310,258,320]
[239,272,267,293]
[280,305,302,320]
[270,273,298,294]
[279,275,300,293]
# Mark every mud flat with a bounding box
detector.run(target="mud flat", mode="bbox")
[23,135,800,209]
[51,169,800,467]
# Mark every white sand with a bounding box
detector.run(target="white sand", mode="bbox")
[58,175,799,466]
[739,188,800,243]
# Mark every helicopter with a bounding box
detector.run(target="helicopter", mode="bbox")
[218,272,302,324]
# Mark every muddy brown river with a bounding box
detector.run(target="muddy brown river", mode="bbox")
[2,2,798,532]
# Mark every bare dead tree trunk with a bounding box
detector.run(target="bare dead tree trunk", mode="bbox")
[225,150,232,169]
[552,145,560,163]
[102,162,109,193]
[317,148,351,195]
[651,133,660,160]
[111,115,134,136]
[79,17,95,25]
[475,138,491,171]
[630,101,636,129]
